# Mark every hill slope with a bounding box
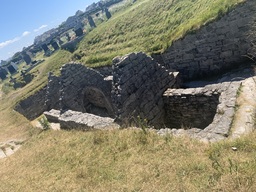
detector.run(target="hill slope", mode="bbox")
[0,0,255,191]
[74,0,244,66]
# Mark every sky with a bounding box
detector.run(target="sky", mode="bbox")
[0,0,96,61]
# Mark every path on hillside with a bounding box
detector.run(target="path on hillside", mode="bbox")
[231,77,256,138]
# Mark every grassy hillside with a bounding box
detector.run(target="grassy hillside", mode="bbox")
[74,0,244,66]
[0,129,255,191]
[0,0,255,191]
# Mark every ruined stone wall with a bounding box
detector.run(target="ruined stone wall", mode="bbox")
[160,0,256,80]
[163,88,220,128]
[112,52,180,127]
[94,66,112,77]
[14,87,47,120]
[163,81,241,142]
[59,63,113,116]
[45,72,61,110]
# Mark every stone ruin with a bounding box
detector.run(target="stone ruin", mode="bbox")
[74,28,84,37]
[15,0,256,142]
[88,15,96,28]
[22,52,32,65]
[41,44,49,53]
[43,52,179,128]
[112,52,180,126]
[50,41,60,51]
[0,67,8,80]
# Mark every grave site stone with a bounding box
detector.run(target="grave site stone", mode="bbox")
[22,53,32,65]
[7,65,17,74]
[88,15,96,28]
[105,8,111,19]
[41,44,49,53]
[0,68,7,80]
[51,41,60,51]
[74,28,83,37]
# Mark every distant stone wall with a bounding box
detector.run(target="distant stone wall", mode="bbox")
[160,0,256,80]
[112,52,180,127]
[45,72,61,110]
[14,87,47,120]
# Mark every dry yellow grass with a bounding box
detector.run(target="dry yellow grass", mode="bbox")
[0,0,255,191]
[0,129,255,191]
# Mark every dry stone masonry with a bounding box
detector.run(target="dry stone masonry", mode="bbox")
[160,0,256,80]
[162,80,242,142]
[14,0,256,141]
[15,87,47,120]
[112,52,180,127]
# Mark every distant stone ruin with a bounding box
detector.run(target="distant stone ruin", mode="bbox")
[0,67,8,80]
[7,65,17,74]
[22,52,32,65]
[88,15,96,28]
[105,8,111,19]
[74,28,83,37]
[50,41,60,51]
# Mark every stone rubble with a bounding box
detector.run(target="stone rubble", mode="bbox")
[0,140,23,159]
[44,109,120,130]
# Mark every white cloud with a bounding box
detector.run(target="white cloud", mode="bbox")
[34,24,48,32]
[0,37,20,49]
[22,31,31,37]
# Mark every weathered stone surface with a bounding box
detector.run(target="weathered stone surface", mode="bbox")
[59,63,113,114]
[44,109,61,123]
[159,0,256,80]
[14,87,47,120]
[164,88,219,129]
[58,110,119,130]
[112,52,180,127]
[163,80,242,142]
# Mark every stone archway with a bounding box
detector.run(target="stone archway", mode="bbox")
[83,87,114,117]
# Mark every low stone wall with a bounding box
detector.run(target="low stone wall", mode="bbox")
[160,0,256,80]
[163,81,241,142]
[112,52,180,127]
[14,87,47,120]
[163,88,219,128]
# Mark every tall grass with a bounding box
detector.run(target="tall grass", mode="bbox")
[0,129,255,191]
[74,0,244,67]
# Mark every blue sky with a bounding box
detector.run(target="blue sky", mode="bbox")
[0,0,96,61]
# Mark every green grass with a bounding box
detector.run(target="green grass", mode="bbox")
[73,0,244,67]
[0,0,254,191]
[0,129,255,191]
